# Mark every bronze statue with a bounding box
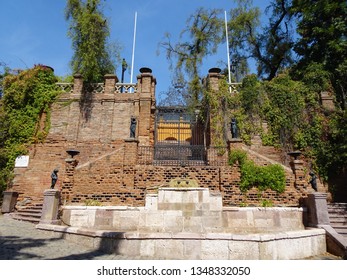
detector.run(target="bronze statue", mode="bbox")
[231,118,238,138]
[130,117,137,138]
[309,171,318,192]
[50,169,59,189]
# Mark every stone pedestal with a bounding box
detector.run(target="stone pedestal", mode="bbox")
[306,192,330,227]
[40,189,61,224]
[291,159,306,189]
[1,191,19,213]
[124,138,139,165]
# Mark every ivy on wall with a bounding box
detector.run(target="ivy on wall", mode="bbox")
[0,65,59,194]
[229,149,286,194]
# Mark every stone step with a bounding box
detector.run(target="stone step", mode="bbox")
[328,207,347,212]
[10,203,43,224]
[15,210,42,218]
[328,203,347,210]
[328,213,347,219]
[333,226,347,236]
[9,213,41,224]
[329,216,347,222]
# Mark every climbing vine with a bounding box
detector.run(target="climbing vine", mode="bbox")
[229,149,286,193]
[203,77,236,151]
[0,65,59,194]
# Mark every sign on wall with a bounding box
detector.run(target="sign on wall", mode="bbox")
[15,155,30,168]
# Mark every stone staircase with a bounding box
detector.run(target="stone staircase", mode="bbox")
[9,203,43,224]
[328,203,347,240]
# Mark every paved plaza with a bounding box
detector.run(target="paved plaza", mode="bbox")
[0,214,151,260]
[0,214,342,260]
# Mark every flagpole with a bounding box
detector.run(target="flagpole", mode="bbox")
[130,11,137,84]
[224,11,232,93]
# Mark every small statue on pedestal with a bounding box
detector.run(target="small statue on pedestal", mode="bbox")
[50,169,59,189]
[130,117,137,138]
[231,118,238,139]
[309,171,318,192]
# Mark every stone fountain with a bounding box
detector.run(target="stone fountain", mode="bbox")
[36,177,326,259]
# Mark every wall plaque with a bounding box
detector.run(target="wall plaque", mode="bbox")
[15,155,30,168]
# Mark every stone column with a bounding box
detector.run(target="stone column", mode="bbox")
[136,67,156,146]
[1,191,19,213]
[73,73,83,95]
[40,189,60,224]
[124,138,139,165]
[305,192,330,227]
[228,139,243,151]
[320,91,335,111]
[61,152,79,204]
[206,68,227,147]
[288,152,306,189]
[104,74,118,95]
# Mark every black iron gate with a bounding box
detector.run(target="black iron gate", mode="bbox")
[154,107,205,165]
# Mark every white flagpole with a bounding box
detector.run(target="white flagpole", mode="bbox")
[130,11,137,84]
[225,11,232,93]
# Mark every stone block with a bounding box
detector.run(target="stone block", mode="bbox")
[115,239,141,256]
[145,194,158,210]
[118,210,140,231]
[183,216,203,232]
[228,240,260,260]
[183,240,202,259]
[201,239,229,259]
[209,194,222,211]
[163,212,184,232]
[1,191,19,213]
[154,239,184,259]
[140,240,156,257]
[40,189,61,224]
[141,212,164,231]
[258,239,278,260]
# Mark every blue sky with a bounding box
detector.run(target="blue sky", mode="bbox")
[0,0,269,97]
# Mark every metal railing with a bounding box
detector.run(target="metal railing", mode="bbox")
[138,146,230,167]
[115,83,137,93]
[55,82,137,94]
[56,82,74,93]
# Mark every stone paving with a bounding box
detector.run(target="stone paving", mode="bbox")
[0,214,342,260]
[0,214,151,260]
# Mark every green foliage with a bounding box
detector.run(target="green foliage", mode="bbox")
[160,7,222,107]
[204,78,234,147]
[228,149,248,166]
[65,0,118,83]
[235,74,264,144]
[261,72,308,149]
[0,66,59,193]
[291,0,347,109]
[229,149,286,193]
[260,199,274,207]
[84,199,102,206]
[227,0,294,80]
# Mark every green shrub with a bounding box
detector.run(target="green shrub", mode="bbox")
[229,149,286,193]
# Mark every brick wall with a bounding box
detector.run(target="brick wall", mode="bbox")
[9,69,313,207]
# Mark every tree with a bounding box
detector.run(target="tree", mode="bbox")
[158,73,190,106]
[65,0,116,83]
[291,0,347,109]
[227,0,294,80]
[226,0,260,80]
[160,8,223,108]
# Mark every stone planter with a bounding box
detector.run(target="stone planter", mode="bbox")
[1,191,19,213]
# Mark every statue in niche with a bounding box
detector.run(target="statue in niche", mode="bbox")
[50,169,59,189]
[230,118,238,139]
[130,117,137,138]
[309,171,318,192]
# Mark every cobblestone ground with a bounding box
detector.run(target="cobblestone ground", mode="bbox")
[0,214,151,260]
[0,214,342,260]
